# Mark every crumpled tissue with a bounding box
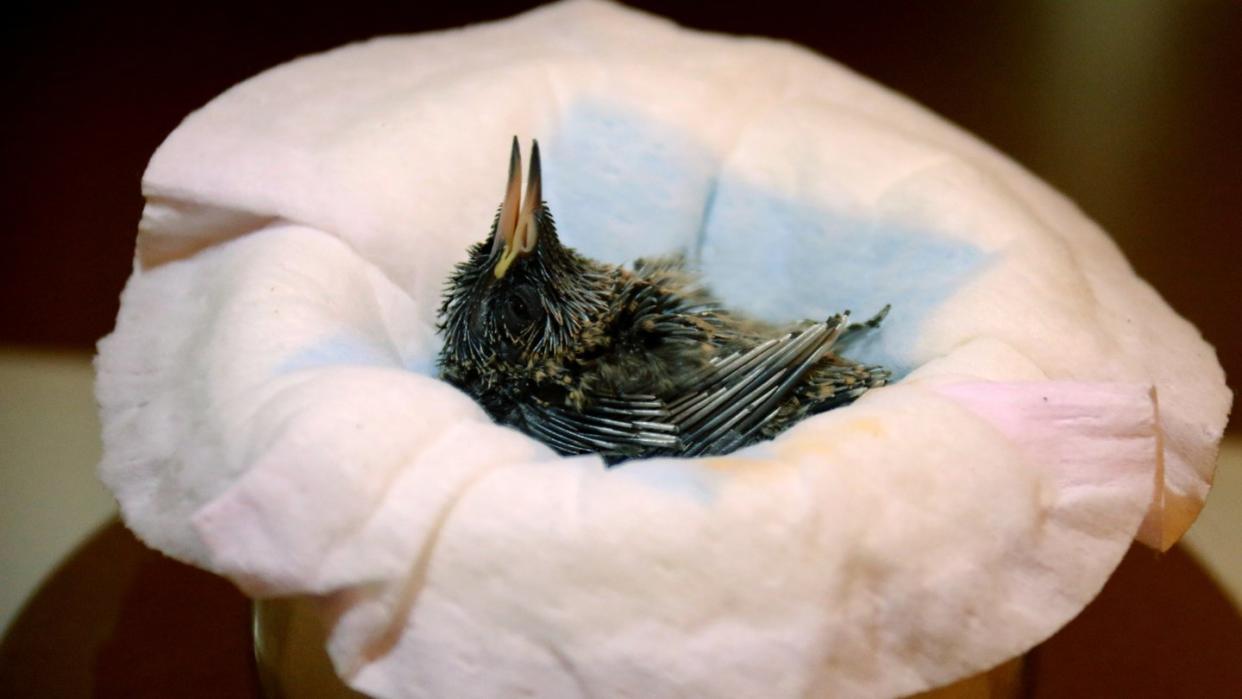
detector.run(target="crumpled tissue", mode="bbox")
[96,1,1231,697]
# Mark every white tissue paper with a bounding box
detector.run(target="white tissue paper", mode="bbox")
[96,1,1230,697]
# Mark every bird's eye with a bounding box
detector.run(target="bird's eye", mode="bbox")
[500,285,544,336]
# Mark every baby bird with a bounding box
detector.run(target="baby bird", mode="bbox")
[438,138,889,464]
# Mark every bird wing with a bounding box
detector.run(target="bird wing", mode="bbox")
[662,318,845,456]
[517,396,679,458]
[518,316,851,462]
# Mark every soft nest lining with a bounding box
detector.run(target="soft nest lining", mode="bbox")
[95,2,1229,697]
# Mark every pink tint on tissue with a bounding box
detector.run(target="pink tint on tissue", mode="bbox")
[934,381,1161,533]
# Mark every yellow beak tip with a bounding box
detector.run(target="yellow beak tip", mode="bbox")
[494,244,520,278]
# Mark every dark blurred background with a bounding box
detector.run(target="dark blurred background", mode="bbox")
[3,0,1239,416]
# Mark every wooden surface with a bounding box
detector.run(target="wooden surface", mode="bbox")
[1,520,1240,697]
[2,1,1240,426]
[0,522,260,698]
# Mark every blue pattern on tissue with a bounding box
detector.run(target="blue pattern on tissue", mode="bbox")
[546,100,990,379]
[542,102,717,264]
[698,191,990,378]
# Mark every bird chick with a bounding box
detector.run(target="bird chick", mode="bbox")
[438,138,890,464]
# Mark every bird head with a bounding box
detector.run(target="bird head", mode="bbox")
[438,137,612,390]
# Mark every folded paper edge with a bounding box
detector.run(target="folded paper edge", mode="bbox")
[932,380,1165,546]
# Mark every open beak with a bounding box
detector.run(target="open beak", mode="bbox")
[493,136,543,279]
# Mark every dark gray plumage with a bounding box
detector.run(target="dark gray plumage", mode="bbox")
[437,138,889,464]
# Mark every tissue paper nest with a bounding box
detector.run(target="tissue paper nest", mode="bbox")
[96,2,1230,697]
